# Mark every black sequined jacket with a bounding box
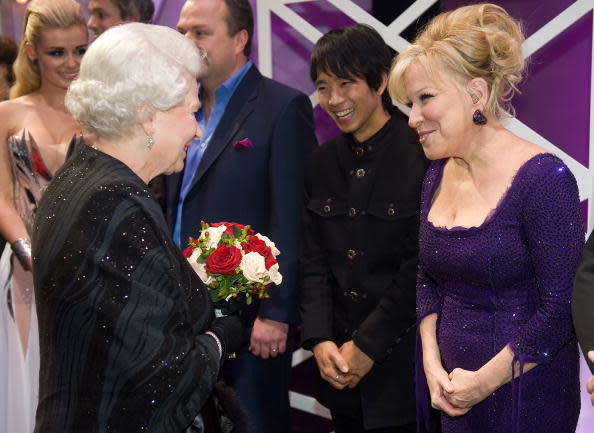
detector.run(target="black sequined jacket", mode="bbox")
[299,112,427,429]
[32,144,220,433]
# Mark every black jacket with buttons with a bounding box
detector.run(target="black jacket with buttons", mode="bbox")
[299,111,427,428]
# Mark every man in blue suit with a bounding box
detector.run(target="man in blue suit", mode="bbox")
[168,1,317,431]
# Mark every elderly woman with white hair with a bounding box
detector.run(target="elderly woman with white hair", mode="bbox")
[31,23,243,433]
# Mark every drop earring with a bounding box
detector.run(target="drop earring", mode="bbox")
[472,109,487,125]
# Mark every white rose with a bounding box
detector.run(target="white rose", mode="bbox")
[256,234,280,257]
[240,251,267,283]
[189,248,201,263]
[189,261,212,285]
[200,225,227,250]
[267,263,283,285]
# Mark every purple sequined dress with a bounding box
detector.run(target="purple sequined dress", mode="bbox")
[417,154,583,433]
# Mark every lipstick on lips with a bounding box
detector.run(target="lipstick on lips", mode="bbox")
[417,129,433,144]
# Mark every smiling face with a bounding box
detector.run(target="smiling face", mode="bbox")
[87,0,127,40]
[176,0,246,90]
[29,25,88,92]
[315,70,389,143]
[404,62,474,160]
[152,81,202,175]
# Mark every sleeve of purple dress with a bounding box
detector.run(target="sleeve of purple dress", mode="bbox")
[416,266,441,322]
[508,157,584,364]
[416,161,443,323]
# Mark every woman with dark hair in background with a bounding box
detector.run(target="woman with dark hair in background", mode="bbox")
[0,1,87,432]
[87,0,154,39]
[391,4,583,432]
[0,35,17,101]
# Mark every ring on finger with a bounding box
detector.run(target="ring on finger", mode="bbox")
[271,347,278,353]
[334,374,340,381]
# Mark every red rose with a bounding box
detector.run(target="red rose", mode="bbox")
[242,236,276,269]
[211,222,255,236]
[182,245,194,258]
[205,245,242,275]
[265,255,277,270]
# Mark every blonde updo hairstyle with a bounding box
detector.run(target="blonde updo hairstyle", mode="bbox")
[389,3,525,119]
[66,23,202,139]
[10,0,85,99]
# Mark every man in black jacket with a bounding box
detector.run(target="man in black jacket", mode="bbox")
[572,231,594,405]
[299,24,427,432]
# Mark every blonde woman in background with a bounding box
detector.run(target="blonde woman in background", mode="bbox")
[390,4,583,433]
[0,1,87,432]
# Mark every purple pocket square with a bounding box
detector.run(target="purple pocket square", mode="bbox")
[234,138,254,150]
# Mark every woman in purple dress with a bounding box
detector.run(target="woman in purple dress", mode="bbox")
[389,4,583,433]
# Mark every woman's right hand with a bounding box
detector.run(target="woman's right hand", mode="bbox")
[209,315,243,359]
[419,313,470,416]
[425,361,470,417]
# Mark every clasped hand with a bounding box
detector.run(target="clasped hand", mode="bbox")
[312,340,374,390]
[426,364,490,417]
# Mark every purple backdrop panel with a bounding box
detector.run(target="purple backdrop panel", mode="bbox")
[287,1,358,34]
[271,12,316,96]
[153,0,185,29]
[515,11,592,167]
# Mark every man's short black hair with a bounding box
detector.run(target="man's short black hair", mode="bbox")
[310,24,395,112]
[223,0,253,57]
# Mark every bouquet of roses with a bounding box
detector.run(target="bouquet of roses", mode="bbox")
[183,221,282,307]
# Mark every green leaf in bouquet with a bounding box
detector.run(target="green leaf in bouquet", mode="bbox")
[196,254,206,264]
[228,274,245,288]
[246,294,252,305]
[218,277,230,292]
[233,225,242,239]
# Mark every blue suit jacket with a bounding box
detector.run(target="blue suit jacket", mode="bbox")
[166,65,317,324]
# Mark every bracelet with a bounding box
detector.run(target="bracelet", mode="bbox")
[11,237,32,268]
[205,331,223,359]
